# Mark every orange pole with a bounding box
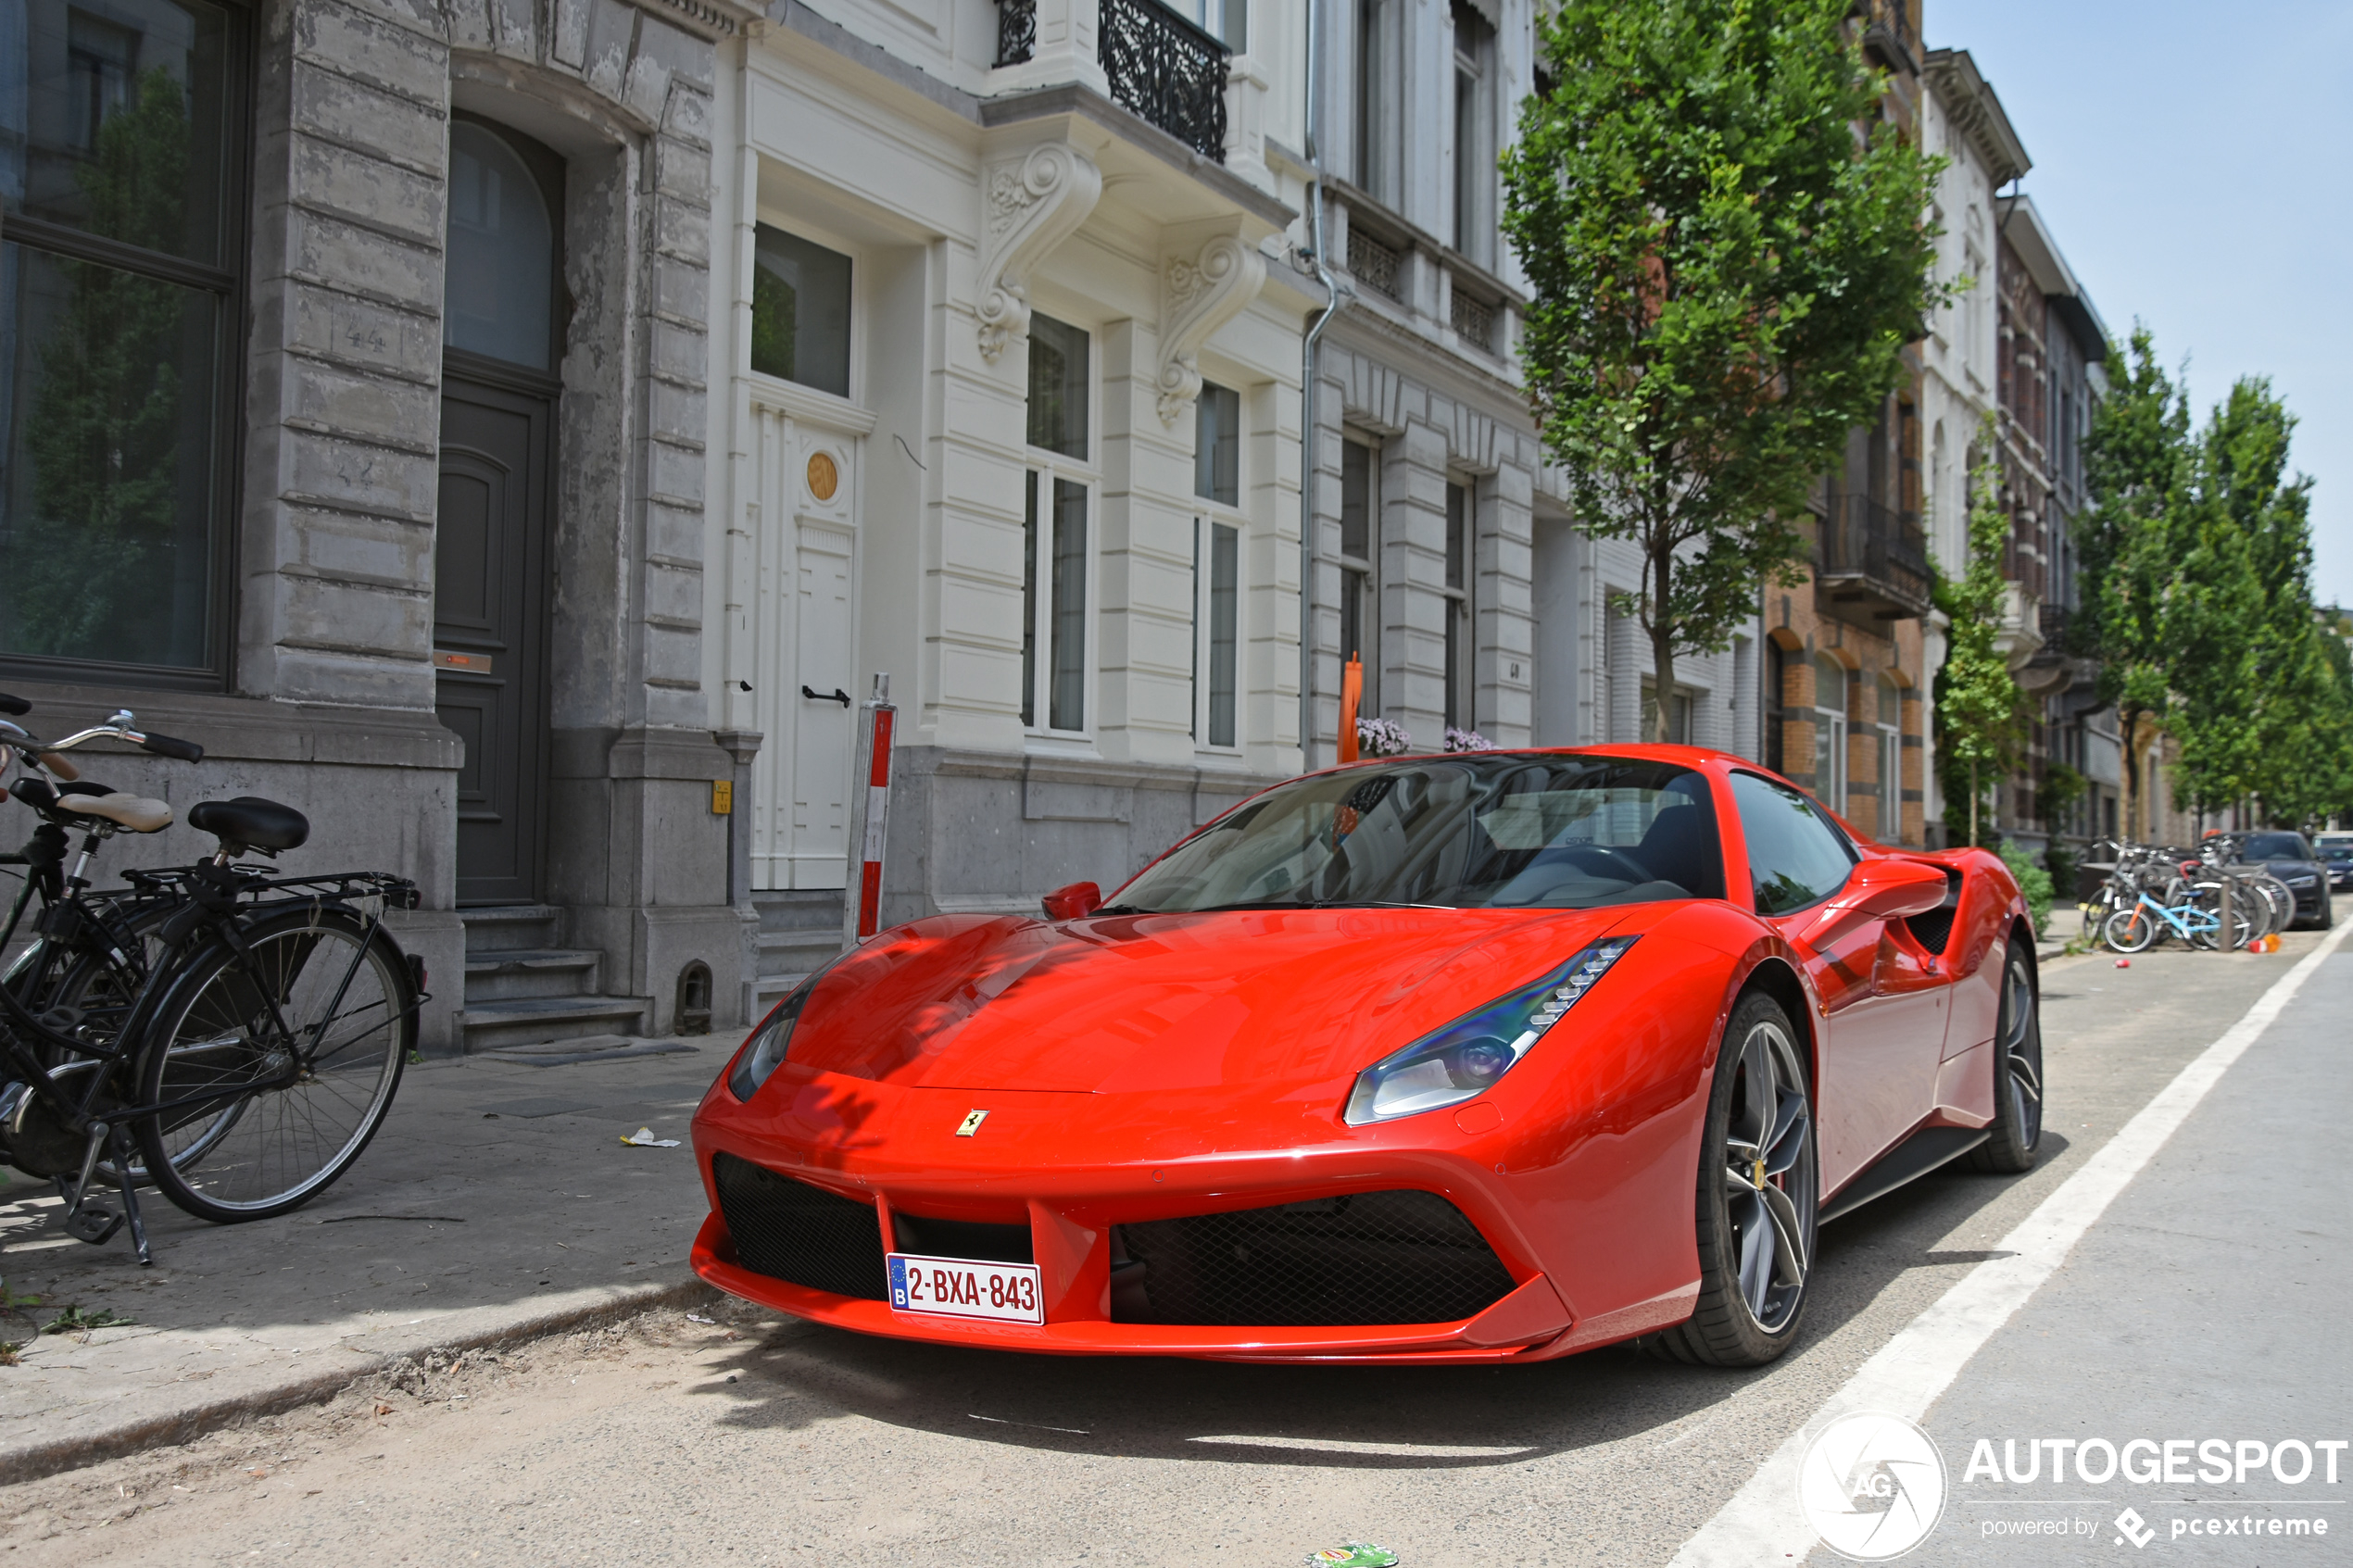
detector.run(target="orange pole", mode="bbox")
[1339,655,1363,763]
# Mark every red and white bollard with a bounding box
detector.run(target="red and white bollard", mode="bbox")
[843,674,897,944]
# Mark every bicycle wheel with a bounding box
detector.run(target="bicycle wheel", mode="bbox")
[44,901,184,1183]
[132,905,413,1223]
[2105,903,2159,954]
[2256,875,2295,937]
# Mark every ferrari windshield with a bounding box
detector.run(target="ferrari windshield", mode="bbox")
[1107,755,1724,913]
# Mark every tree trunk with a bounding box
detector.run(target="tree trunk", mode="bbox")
[1648,546,1676,744]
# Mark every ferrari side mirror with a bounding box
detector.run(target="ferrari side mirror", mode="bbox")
[1041,881,1102,921]
[1843,858,1950,922]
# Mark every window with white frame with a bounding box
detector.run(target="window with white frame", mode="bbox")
[1354,0,1393,202]
[1194,383,1242,748]
[750,224,850,396]
[1023,312,1093,734]
[1876,674,1903,841]
[1813,655,1848,808]
[1339,435,1379,716]
[1451,0,1493,266]
[1640,680,1695,745]
[1443,478,1474,729]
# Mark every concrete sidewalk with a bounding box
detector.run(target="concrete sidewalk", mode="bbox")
[0,1043,725,1483]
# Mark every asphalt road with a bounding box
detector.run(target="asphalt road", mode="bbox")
[2,912,2345,1566]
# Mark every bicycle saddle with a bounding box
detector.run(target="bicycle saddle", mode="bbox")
[56,792,173,834]
[188,796,309,851]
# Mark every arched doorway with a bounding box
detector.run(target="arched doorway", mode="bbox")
[435,116,564,906]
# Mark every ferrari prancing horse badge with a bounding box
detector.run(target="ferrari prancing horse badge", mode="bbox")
[955,1109,988,1137]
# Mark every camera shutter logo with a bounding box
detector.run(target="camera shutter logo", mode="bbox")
[1796,1411,1948,1561]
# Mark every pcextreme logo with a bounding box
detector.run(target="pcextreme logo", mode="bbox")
[1796,1411,1949,1561]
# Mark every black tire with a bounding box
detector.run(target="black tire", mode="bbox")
[1969,936,2043,1173]
[1641,989,1818,1368]
[132,905,413,1223]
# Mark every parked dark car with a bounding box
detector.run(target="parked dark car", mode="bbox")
[2238,831,2335,929]
[2322,845,2353,894]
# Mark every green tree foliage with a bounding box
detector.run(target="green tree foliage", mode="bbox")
[2078,328,2194,838]
[1502,0,1950,740]
[1933,420,2022,847]
[2079,332,2353,833]
[6,69,195,663]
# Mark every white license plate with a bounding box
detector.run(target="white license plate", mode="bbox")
[886,1252,1043,1324]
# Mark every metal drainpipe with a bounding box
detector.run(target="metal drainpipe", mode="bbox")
[1298,0,1343,771]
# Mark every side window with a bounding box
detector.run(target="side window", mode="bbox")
[1731,771,1856,915]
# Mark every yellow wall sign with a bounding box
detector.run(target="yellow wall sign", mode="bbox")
[807,451,838,502]
[711,780,733,815]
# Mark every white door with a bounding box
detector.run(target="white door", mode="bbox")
[788,521,855,887]
[747,397,860,892]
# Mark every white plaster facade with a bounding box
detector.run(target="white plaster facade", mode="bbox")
[1919,45,2023,839]
[702,1,1325,1008]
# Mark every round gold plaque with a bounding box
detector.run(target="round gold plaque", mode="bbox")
[807,451,839,502]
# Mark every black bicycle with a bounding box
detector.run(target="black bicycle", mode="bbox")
[0,696,423,1261]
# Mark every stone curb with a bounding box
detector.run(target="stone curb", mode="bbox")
[0,1274,720,1488]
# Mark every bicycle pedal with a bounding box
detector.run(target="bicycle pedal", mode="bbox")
[63,1204,123,1245]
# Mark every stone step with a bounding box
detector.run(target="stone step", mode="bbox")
[756,926,844,968]
[478,1032,700,1068]
[460,994,652,1055]
[463,947,601,1004]
[750,888,845,935]
[458,904,564,956]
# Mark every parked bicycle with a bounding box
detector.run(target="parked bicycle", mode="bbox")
[0,695,424,1263]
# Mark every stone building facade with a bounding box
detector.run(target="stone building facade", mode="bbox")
[713,2,1325,1014]
[2,0,755,1049]
[1992,194,2112,866]
[1306,0,1758,769]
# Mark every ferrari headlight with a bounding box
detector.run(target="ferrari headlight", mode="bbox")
[1342,936,1638,1126]
[726,982,818,1101]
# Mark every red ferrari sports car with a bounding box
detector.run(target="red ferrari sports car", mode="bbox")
[691,746,2041,1368]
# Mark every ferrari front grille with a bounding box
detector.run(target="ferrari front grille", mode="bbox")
[1112,1190,1517,1327]
[711,1151,888,1300]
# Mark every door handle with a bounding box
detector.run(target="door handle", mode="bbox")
[802,685,851,708]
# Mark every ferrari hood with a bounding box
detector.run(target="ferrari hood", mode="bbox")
[782,905,1642,1095]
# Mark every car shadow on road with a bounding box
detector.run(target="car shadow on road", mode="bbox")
[683,1135,2073,1471]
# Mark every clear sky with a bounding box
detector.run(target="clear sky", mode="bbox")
[1929,1,2353,607]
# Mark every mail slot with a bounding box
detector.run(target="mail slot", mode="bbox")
[433,649,494,673]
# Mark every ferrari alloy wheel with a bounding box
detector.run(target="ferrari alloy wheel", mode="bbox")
[1644,990,1817,1368]
[1969,937,2044,1173]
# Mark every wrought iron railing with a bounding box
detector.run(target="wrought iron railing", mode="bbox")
[1450,284,1494,350]
[1101,0,1230,161]
[995,0,1037,67]
[1348,226,1401,300]
[1817,494,1931,614]
[2037,602,2072,654]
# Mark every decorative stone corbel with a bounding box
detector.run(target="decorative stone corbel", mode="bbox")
[1155,232,1266,425]
[975,143,1102,363]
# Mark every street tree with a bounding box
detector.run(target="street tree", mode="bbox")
[1934,421,2022,847]
[2078,328,2194,839]
[1503,0,1949,741]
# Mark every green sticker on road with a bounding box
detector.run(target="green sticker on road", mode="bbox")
[1304,1547,1399,1568]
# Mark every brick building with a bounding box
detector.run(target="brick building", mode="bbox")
[1759,0,1931,847]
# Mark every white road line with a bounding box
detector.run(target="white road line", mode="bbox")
[1669,922,2353,1567]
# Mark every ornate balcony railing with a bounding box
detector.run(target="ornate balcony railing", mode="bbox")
[1450,283,1494,350]
[1347,226,1401,300]
[1101,0,1229,161]
[995,0,1037,68]
[1816,494,1931,620]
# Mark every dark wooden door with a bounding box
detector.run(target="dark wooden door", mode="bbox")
[435,362,554,906]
